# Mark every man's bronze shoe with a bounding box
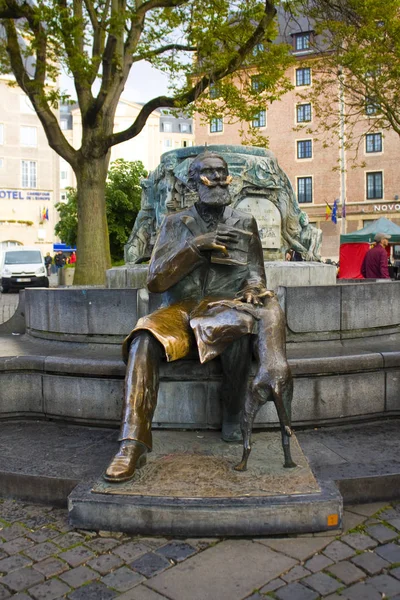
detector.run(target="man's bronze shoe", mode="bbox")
[103,441,147,483]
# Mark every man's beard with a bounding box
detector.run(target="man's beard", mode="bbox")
[198,184,231,207]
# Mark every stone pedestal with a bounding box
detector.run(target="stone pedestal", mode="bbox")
[106,265,148,289]
[107,262,337,291]
[264,261,337,290]
[68,430,342,536]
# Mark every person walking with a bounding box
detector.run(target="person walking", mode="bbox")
[361,233,391,279]
[44,252,52,276]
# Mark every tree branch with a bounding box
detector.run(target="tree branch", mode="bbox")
[132,43,196,62]
[3,19,78,166]
[110,0,277,147]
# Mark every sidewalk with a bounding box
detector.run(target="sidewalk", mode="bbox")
[0,497,399,599]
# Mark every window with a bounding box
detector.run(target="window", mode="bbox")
[365,98,380,115]
[252,110,266,128]
[21,160,37,188]
[209,83,220,99]
[0,158,3,168]
[162,122,172,133]
[60,118,69,131]
[210,118,223,133]
[297,177,313,203]
[180,123,191,133]
[297,103,312,123]
[253,43,264,56]
[163,139,172,148]
[20,126,37,147]
[251,76,265,92]
[0,123,3,145]
[297,140,312,159]
[296,68,311,86]
[366,172,383,199]
[294,32,311,51]
[366,133,382,153]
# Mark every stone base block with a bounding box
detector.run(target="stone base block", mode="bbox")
[264,261,337,290]
[68,431,342,536]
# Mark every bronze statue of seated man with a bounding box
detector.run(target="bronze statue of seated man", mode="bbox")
[105,151,295,483]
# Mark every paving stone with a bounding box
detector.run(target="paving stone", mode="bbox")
[346,503,389,518]
[33,557,69,579]
[375,542,400,564]
[323,540,355,562]
[367,573,400,596]
[341,581,383,600]
[0,584,11,600]
[304,554,334,573]
[146,540,296,600]
[59,565,99,587]
[10,594,33,600]
[341,533,377,551]
[67,581,118,600]
[386,517,400,530]
[28,578,71,600]
[86,538,120,553]
[130,552,171,578]
[366,524,399,543]
[257,536,332,561]
[113,542,152,562]
[351,551,389,575]
[26,529,59,544]
[52,533,85,549]
[259,577,285,593]
[183,538,218,550]
[156,542,197,563]
[328,561,366,585]
[302,572,342,595]
[275,582,319,600]
[23,542,60,562]
[87,553,124,576]
[1,566,44,592]
[118,585,169,599]
[59,546,96,567]
[0,554,32,574]
[1,536,34,555]
[324,596,343,600]
[391,566,400,580]
[135,538,169,550]
[0,524,29,542]
[341,511,367,534]
[281,565,311,582]
[0,551,7,561]
[102,566,144,592]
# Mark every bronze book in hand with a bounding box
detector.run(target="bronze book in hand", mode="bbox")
[211,227,252,266]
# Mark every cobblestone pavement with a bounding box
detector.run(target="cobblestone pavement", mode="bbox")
[0,293,19,324]
[0,498,400,599]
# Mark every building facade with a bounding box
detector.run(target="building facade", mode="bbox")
[194,17,400,260]
[0,76,60,254]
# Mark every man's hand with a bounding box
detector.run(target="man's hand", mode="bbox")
[237,284,275,306]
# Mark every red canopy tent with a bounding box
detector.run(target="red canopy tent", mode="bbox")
[338,243,370,279]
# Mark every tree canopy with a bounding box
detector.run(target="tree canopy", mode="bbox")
[0,0,296,283]
[294,0,400,153]
[55,159,146,261]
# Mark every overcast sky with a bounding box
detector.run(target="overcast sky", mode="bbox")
[61,61,170,104]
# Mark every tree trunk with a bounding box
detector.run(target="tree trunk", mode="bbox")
[73,155,112,285]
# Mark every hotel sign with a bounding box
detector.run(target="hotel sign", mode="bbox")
[0,189,51,201]
[374,204,400,212]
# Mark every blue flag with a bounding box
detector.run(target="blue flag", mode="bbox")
[331,199,338,224]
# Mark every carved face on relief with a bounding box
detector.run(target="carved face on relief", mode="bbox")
[300,211,309,227]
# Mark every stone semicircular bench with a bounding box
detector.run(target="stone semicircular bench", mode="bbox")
[0,283,399,428]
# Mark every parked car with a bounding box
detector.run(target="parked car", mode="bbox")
[0,247,49,293]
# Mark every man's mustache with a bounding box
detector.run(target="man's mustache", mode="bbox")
[199,175,233,188]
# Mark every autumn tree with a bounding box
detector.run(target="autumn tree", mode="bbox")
[0,0,294,284]
[294,0,400,155]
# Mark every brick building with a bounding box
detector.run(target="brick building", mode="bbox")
[194,14,400,260]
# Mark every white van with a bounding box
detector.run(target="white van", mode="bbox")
[1,247,49,292]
